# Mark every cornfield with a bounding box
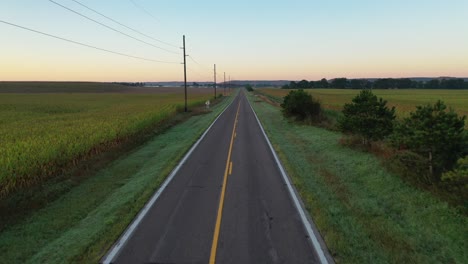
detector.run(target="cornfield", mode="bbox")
[0,92,212,197]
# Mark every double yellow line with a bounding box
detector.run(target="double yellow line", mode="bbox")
[209,100,241,264]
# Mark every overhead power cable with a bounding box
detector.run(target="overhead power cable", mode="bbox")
[188,55,211,71]
[48,0,179,55]
[70,0,179,49]
[129,0,160,23]
[0,19,179,64]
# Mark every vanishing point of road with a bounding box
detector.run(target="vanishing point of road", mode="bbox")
[102,91,331,264]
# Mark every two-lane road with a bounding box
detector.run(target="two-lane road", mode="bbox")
[103,91,330,264]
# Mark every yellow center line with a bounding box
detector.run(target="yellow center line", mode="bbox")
[209,100,241,264]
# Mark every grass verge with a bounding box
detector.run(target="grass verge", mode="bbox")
[247,93,467,263]
[0,93,235,263]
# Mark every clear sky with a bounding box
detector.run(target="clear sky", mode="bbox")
[1,0,467,82]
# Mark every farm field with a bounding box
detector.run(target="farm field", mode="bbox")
[0,94,234,263]
[0,86,214,197]
[0,81,129,93]
[0,81,216,94]
[258,88,468,118]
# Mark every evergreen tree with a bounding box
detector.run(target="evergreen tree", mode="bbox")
[339,90,396,144]
[392,100,466,179]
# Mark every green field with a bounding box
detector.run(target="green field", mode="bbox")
[0,93,234,263]
[258,88,468,118]
[0,87,213,197]
[247,92,467,263]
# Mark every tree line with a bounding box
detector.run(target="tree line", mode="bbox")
[112,82,145,87]
[282,78,468,89]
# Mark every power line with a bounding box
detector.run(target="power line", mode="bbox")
[129,0,160,23]
[70,0,179,49]
[0,19,179,64]
[188,55,211,71]
[48,0,179,55]
[187,54,213,79]
[188,55,201,66]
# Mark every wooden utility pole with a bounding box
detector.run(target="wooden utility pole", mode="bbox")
[214,64,217,99]
[224,72,226,95]
[229,75,231,94]
[183,35,187,112]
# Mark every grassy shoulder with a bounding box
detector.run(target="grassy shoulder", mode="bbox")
[0,93,235,263]
[247,92,467,263]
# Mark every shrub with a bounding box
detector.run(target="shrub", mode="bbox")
[441,156,468,205]
[388,150,432,184]
[245,84,254,92]
[280,89,321,121]
[339,90,396,145]
[442,156,468,191]
[392,100,466,180]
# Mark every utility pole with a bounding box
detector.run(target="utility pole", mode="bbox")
[229,75,231,94]
[183,35,187,112]
[214,64,217,99]
[224,72,226,95]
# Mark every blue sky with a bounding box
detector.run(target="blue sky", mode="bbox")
[1,0,467,81]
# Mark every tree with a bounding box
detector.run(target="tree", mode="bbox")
[440,79,465,89]
[373,78,395,89]
[245,84,254,92]
[290,81,298,89]
[425,79,440,89]
[297,80,311,89]
[392,100,466,180]
[339,90,396,144]
[281,89,321,121]
[350,79,369,90]
[395,78,412,89]
[319,78,329,88]
[331,78,349,89]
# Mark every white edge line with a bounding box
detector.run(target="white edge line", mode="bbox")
[101,97,235,264]
[246,95,329,264]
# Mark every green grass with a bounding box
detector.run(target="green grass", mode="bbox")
[247,94,467,263]
[0,93,235,263]
[0,92,212,197]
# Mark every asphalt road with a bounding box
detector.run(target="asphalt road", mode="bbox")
[105,91,328,264]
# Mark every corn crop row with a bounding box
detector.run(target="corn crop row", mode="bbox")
[0,93,212,197]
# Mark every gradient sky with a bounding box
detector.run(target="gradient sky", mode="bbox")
[1,0,467,82]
